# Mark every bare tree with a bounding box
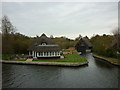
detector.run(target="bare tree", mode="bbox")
[50,35,54,39]
[2,15,16,54]
[112,28,120,52]
[2,15,16,34]
[75,34,82,41]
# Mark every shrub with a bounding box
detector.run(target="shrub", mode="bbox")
[105,48,117,58]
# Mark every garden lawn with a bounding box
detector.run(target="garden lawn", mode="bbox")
[33,54,87,63]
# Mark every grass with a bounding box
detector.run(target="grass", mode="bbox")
[2,54,26,61]
[33,54,87,63]
[93,54,120,65]
[2,54,13,60]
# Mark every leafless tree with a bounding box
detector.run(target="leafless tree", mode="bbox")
[2,15,16,34]
[2,15,16,54]
[112,28,120,52]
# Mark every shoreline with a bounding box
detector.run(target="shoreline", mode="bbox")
[93,54,120,66]
[0,60,88,67]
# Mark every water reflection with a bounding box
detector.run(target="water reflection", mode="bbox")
[94,58,115,69]
[2,53,119,88]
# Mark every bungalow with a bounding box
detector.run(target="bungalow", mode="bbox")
[75,37,93,54]
[27,33,61,59]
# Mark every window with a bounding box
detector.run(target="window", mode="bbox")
[51,52,53,56]
[41,52,43,56]
[55,52,57,56]
[29,51,32,55]
[58,52,60,55]
[44,52,46,56]
[42,43,46,45]
[46,52,48,56]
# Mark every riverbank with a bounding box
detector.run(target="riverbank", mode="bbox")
[93,54,120,66]
[0,60,88,67]
[33,54,87,62]
[1,54,88,66]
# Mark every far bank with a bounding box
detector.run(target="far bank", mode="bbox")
[93,54,120,66]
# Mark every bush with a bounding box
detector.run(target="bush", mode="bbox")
[2,54,13,60]
[105,48,117,58]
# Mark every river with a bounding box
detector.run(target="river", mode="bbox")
[2,53,119,88]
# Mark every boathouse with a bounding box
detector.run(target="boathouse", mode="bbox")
[27,33,61,59]
[75,37,93,54]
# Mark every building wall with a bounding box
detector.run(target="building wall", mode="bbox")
[76,46,86,54]
[75,39,92,54]
[29,51,60,58]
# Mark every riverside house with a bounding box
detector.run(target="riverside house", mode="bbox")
[75,37,93,54]
[27,33,61,59]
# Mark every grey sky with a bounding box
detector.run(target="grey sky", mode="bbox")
[2,2,118,39]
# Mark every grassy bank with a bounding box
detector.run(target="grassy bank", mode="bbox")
[2,54,27,61]
[93,54,120,65]
[33,54,87,63]
[2,54,13,60]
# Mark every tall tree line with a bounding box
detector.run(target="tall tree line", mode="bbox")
[2,16,34,54]
[90,33,120,58]
[1,16,78,55]
[1,16,119,59]
[2,16,15,54]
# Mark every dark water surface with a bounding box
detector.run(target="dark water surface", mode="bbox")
[2,53,119,88]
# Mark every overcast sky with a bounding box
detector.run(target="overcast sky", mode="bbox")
[2,2,118,39]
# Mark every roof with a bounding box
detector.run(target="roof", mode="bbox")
[28,33,61,52]
[82,37,92,47]
[75,37,92,47]
[32,33,55,45]
[28,45,61,52]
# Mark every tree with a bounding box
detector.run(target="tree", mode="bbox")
[75,34,82,41]
[50,35,54,39]
[112,28,120,52]
[90,34,113,56]
[85,36,89,39]
[2,15,16,34]
[2,15,16,54]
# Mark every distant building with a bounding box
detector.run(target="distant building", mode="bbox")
[27,33,61,59]
[63,47,78,54]
[75,37,93,54]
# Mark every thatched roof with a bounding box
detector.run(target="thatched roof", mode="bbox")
[32,33,55,45]
[82,37,92,47]
[28,33,61,52]
[75,37,93,48]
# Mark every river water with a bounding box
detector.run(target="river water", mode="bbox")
[2,53,120,88]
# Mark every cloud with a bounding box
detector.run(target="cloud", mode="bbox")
[2,2,118,39]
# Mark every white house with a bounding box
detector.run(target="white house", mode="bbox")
[27,33,61,59]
